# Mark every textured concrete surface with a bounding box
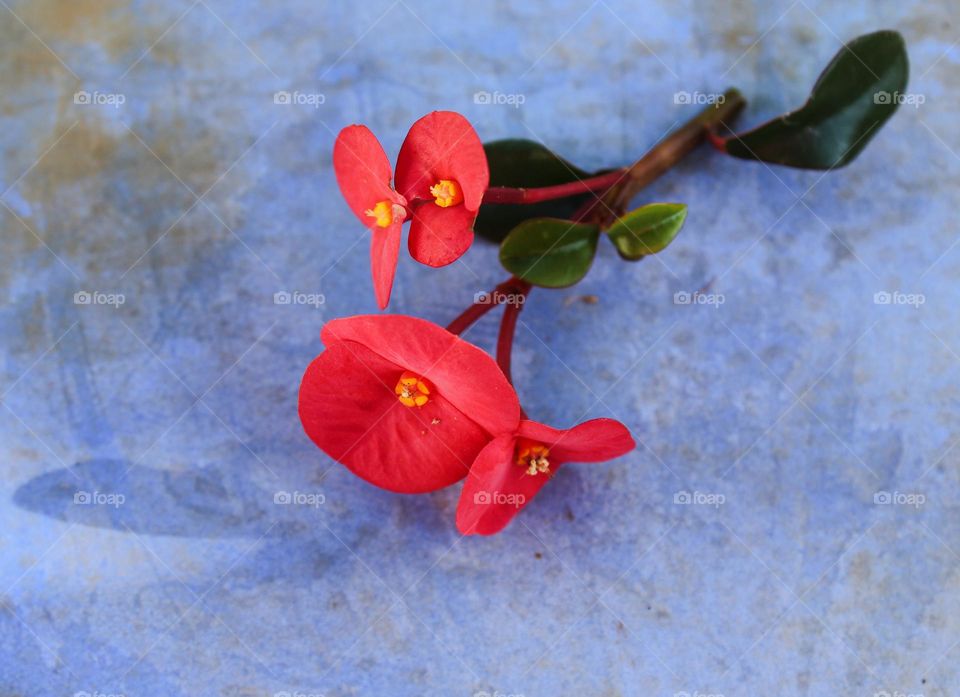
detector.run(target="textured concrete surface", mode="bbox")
[1,1,958,695]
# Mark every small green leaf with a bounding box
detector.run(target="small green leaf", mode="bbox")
[723,30,909,170]
[606,203,687,260]
[475,139,595,243]
[499,218,600,288]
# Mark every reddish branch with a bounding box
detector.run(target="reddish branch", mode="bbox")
[445,278,529,336]
[495,280,531,383]
[482,170,627,205]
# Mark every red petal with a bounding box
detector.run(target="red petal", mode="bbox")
[456,434,554,535]
[298,340,489,493]
[407,203,475,267]
[394,111,489,211]
[455,418,636,535]
[517,418,635,463]
[321,315,520,437]
[333,124,406,226]
[370,223,402,309]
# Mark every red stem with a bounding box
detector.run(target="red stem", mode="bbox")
[570,181,619,222]
[482,169,627,205]
[495,281,531,383]
[445,300,497,335]
[445,278,528,335]
[706,128,727,151]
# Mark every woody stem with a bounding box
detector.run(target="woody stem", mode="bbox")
[573,87,746,225]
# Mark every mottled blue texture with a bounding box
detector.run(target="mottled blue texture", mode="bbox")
[1,1,958,696]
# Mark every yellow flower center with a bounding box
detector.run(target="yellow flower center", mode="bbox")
[517,444,551,476]
[394,371,430,407]
[365,200,403,228]
[429,179,464,208]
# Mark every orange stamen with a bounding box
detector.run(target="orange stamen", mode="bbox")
[394,371,431,407]
[517,443,551,475]
[429,179,463,208]
[365,200,403,228]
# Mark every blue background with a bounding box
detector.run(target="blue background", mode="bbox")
[1,1,958,695]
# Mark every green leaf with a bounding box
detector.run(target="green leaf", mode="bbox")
[606,203,688,260]
[723,30,909,170]
[483,139,590,185]
[475,139,595,243]
[499,218,600,288]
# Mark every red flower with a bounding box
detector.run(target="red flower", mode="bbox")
[333,125,408,310]
[395,111,489,268]
[456,418,635,535]
[298,315,520,494]
[333,112,489,309]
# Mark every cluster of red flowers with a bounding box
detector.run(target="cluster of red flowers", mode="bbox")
[298,30,909,534]
[300,111,634,535]
[299,315,634,535]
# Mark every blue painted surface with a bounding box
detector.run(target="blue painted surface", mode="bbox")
[1,1,958,695]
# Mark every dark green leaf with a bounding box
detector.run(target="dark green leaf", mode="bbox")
[606,203,687,260]
[475,139,595,243]
[483,138,590,185]
[499,218,600,288]
[723,30,909,169]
